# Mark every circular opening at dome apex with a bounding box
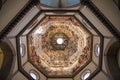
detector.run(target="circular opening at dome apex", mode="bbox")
[57,38,63,44]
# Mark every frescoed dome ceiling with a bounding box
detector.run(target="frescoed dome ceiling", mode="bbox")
[1,0,119,80]
[28,16,92,77]
[3,0,105,78]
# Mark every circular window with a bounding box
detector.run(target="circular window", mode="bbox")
[81,70,91,80]
[29,70,39,80]
[82,19,92,29]
[94,43,100,57]
[20,44,25,57]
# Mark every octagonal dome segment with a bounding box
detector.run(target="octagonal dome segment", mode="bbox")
[27,16,92,77]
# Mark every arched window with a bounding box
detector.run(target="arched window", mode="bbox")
[0,42,14,80]
[106,41,120,80]
[117,48,120,68]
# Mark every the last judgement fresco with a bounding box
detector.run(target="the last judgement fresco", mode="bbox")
[28,16,92,77]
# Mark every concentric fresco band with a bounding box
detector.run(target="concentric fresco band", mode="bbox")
[28,16,92,76]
